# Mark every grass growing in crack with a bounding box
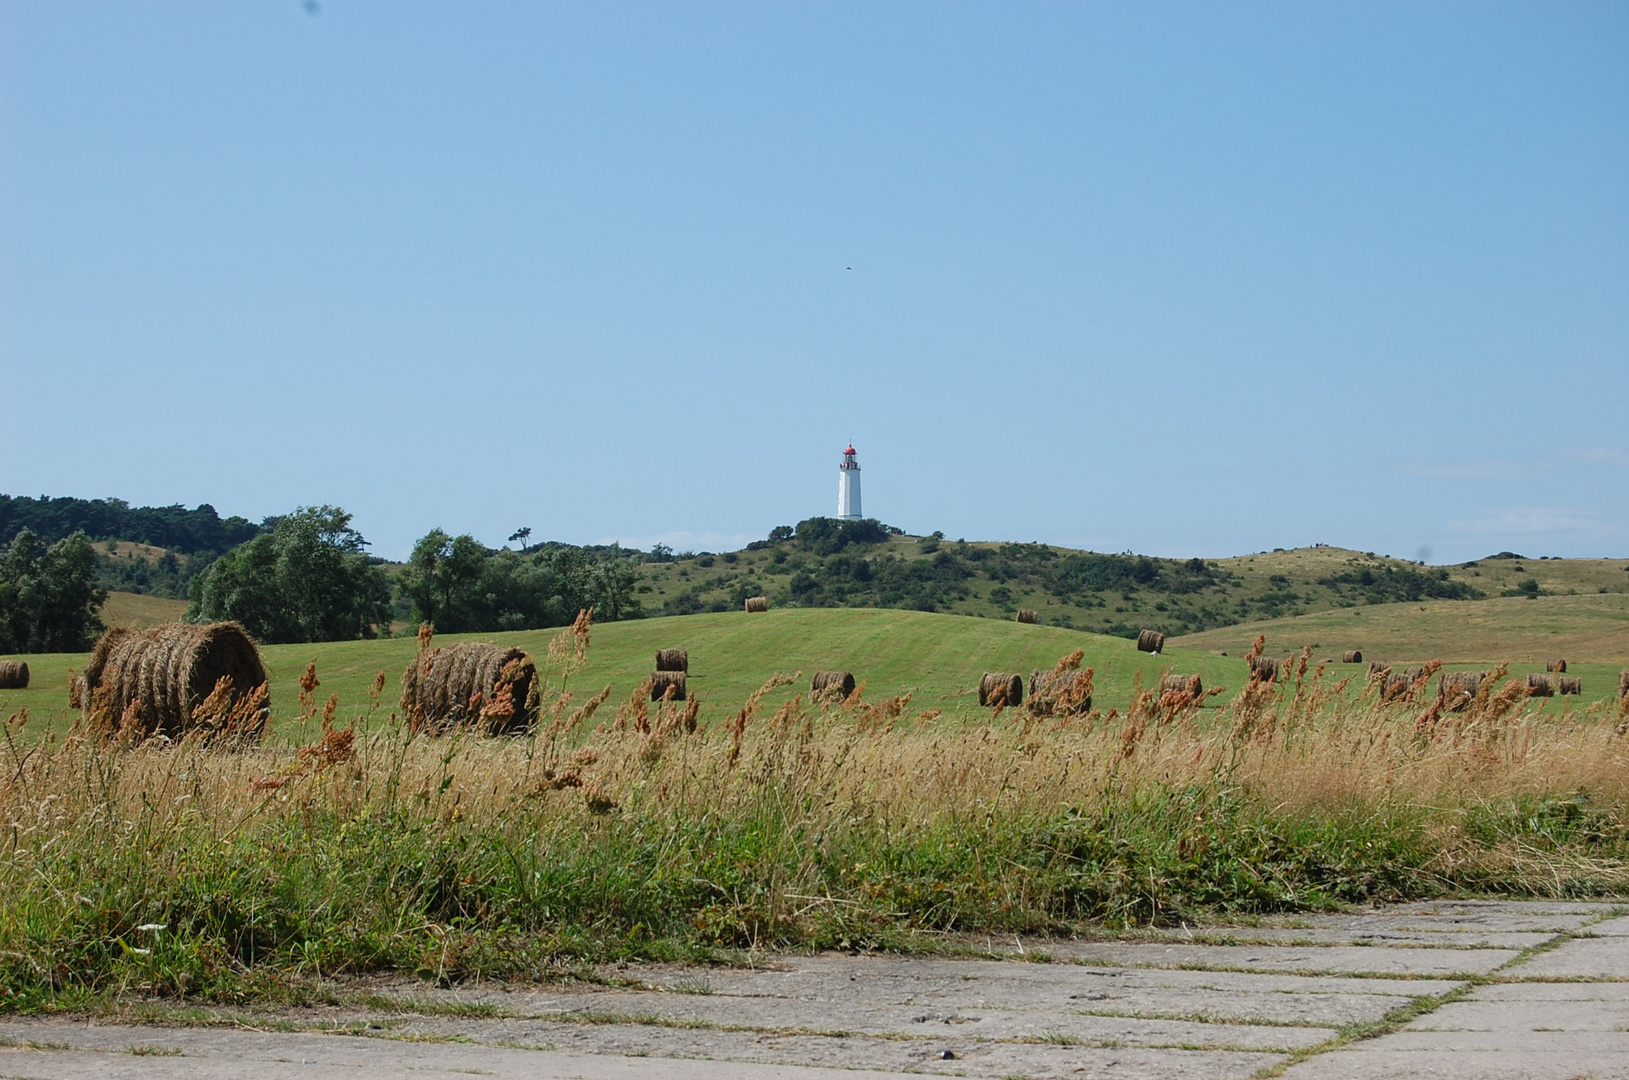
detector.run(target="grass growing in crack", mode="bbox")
[3,621,1629,1011]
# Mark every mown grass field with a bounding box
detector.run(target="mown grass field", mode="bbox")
[2,609,1253,738]
[6,600,1626,734]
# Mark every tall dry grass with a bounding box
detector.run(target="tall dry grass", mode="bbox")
[3,621,1627,1006]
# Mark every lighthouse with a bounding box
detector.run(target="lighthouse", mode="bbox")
[837,444,862,520]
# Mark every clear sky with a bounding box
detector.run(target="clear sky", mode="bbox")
[2,2,1624,563]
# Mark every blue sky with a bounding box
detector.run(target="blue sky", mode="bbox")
[1,2,1624,563]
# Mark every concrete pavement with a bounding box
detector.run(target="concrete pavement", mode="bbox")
[1,900,1624,1079]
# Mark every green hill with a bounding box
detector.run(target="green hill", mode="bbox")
[640,536,1629,639]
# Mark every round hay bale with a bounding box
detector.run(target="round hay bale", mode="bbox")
[79,622,269,741]
[978,672,1023,708]
[1158,673,1203,705]
[1404,665,1425,681]
[1438,671,1485,711]
[1342,650,1363,664]
[811,670,856,699]
[650,670,687,701]
[1368,661,1391,679]
[1136,629,1165,653]
[1546,658,1567,673]
[1249,655,1280,682]
[1557,676,1582,696]
[0,660,28,690]
[1015,609,1038,624]
[1028,669,1092,715]
[655,649,689,672]
[743,596,769,613]
[1526,673,1554,696]
[1620,670,1629,700]
[400,641,538,735]
[1381,671,1415,702]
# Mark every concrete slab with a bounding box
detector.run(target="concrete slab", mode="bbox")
[1330,1029,1629,1053]
[1046,941,1519,976]
[1402,997,1629,1032]
[1473,980,1629,1002]
[1504,935,1629,979]
[621,954,1468,1000]
[1588,915,1629,936]
[1142,926,1553,949]
[459,987,1334,1050]
[1295,911,1603,933]
[1281,1047,1629,1079]
[0,1023,911,1080]
[1386,900,1622,916]
[0,1019,1284,1080]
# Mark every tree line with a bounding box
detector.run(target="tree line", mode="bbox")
[0,503,649,653]
[0,495,262,555]
[183,507,646,645]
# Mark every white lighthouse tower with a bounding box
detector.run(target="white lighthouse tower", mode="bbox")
[837,443,862,520]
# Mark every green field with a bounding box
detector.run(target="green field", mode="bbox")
[2,608,1258,735]
[8,603,1624,738]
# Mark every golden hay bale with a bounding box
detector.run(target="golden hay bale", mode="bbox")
[79,622,269,741]
[1158,673,1203,705]
[0,660,28,690]
[1015,609,1038,624]
[1438,671,1485,712]
[811,670,856,699]
[400,642,538,735]
[978,672,1023,708]
[655,649,689,672]
[1342,650,1363,664]
[1028,669,1092,715]
[650,670,687,701]
[743,596,769,613]
[1136,629,1165,653]
[1557,676,1582,696]
[1546,658,1567,673]
[1249,655,1280,682]
[1526,673,1554,697]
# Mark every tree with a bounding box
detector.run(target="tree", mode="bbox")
[590,559,641,621]
[187,506,390,643]
[398,529,646,633]
[398,528,489,632]
[0,529,106,653]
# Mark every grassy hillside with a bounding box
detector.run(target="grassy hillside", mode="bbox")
[1169,592,1629,704]
[1,609,1251,736]
[99,590,189,629]
[640,536,1629,639]
[1172,592,1629,662]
